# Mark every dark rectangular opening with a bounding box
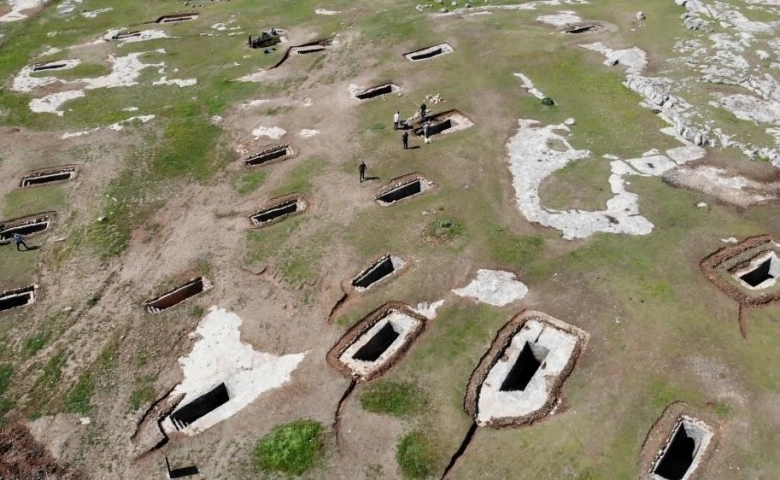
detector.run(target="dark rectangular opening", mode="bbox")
[111,31,141,40]
[352,256,395,289]
[377,180,422,204]
[740,258,774,287]
[156,14,197,23]
[353,322,400,362]
[565,25,599,34]
[356,84,394,100]
[250,34,281,49]
[245,145,289,166]
[428,119,452,136]
[411,48,443,60]
[21,169,75,187]
[654,423,697,480]
[500,343,547,392]
[297,46,325,54]
[169,466,200,478]
[250,200,299,225]
[146,277,205,313]
[169,383,229,430]
[0,220,49,241]
[32,63,67,72]
[0,287,35,312]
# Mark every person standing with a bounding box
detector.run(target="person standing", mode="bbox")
[420,102,427,120]
[393,111,400,130]
[402,131,409,150]
[422,122,431,144]
[13,233,30,251]
[359,161,367,183]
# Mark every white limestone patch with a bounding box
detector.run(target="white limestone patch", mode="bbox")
[159,307,305,435]
[82,8,112,18]
[715,93,780,124]
[536,10,582,26]
[236,69,268,83]
[38,46,62,57]
[252,126,286,139]
[432,0,590,17]
[299,129,320,138]
[626,155,678,176]
[240,99,272,109]
[506,119,654,240]
[97,29,173,45]
[61,115,155,138]
[152,76,197,87]
[0,0,45,22]
[666,146,707,164]
[582,42,647,74]
[315,8,340,15]
[412,300,445,320]
[30,90,85,116]
[663,164,780,207]
[12,59,81,92]
[453,269,528,307]
[513,72,547,100]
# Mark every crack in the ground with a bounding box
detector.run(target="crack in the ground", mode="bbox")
[441,422,477,480]
[332,379,357,446]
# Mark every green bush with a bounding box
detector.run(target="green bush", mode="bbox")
[541,96,555,106]
[254,419,324,475]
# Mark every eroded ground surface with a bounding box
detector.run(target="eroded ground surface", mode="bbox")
[0,0,779,479]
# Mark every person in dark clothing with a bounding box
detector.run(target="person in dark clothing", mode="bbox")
[402,131,409,149]
[420,102,427,119]
[359,161,367,183]
[13,233,30,251]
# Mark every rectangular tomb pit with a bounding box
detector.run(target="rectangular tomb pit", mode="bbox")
[249,196,307,227]
[145,277,212,314]
[375,176,432,206]
[701,235,780,306]
[652,416,713,480]
[19,165,78,187]
[415,110,474,137]
[291,39,333,56]
[0,212,55,244]
[351,254,405,291]
[0,285,38,313]
[165,383,230,432]
[156,13,199,23]
[354,83,401,100]
[465,311,588,428]
[403,43,454,61]
[244,144,294,167]
[327,302,426,382]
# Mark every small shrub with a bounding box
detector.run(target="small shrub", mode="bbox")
[360,381,427,418]
[254,419,324,475]
[396,431,435,479]
[425,218,465,243]
[541,97,555,107]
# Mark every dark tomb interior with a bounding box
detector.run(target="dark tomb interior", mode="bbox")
[411,48,443,60]
[500,342,546,392]
[353,322,400,362]
[352,256,395,289]
[0,221,49,241]
[32,63,66,71]
[297,46,325,54]
[251,200,298,224]
[22,172,73,187]
[654,423,697,480]
[740,258,774,287]
[377,180,422,204]
[565,25,598,34]
[169,383,229,430]
[245,146,288,166]
[357,84,394,99]
[148,278,205,311]
[0,288,34,312]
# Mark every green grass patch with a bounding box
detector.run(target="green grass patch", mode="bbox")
[37,350,65,390]
[254,419,325,476]
[424,217,465,243]
[273,156,327,195]
[128,382,156,412]
[233,170,268,196]
[279,245,322,286]
[63,372,94,414]
[245,218,304,266]
[0,365,12,397]
[151,116,222,181]
[2,186,66,218]
[51,62,112,81]
[396,431,436,479]
[538,157,613,211]
[22,330,51,358]
[360,380,428,418]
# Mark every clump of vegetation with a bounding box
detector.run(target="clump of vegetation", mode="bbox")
[63,372,94,414]
[22,331,50,358]
[424,218,465,244]
[360,381,428,418]
[396,431,436,479]
[189,304,205,318]
[0,365,13,397]
[254,419,325,476]
[234,170,268,196]
[541,96,556,107]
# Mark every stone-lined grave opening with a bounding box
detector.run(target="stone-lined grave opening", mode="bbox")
[404,43,454,61]
[0,212,54,244]
[499,343,549,392]
[32,61,69,72]
[145,277,212,314]
[168,383,229,431]
[652,417,713,480]
[375,175,432,206]
[701,235,780,306]
[111,31,141,40]
[249,196,307,227]
[244,144,293,167]
[351,254,405,291]
[356,84,400,100]
[327,302,426,382]
[156,13,198,23]
[565,24,600,34]
[20,165,77,187]
[291,39,333,55]
[415,110,474,137]
[0,285,37,312]
[464,310,588,428]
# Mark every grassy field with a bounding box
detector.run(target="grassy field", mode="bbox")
[0,0,778,478]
